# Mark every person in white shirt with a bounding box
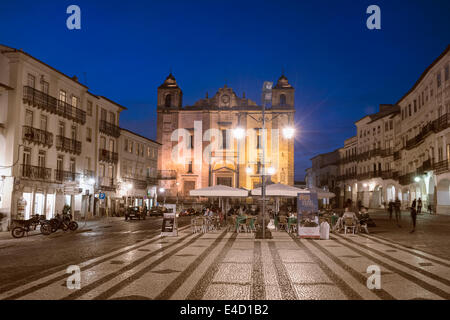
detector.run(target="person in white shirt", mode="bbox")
[336,207,357,230]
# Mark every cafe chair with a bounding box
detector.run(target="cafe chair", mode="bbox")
[278,216,288,231]
[343,218,356,235]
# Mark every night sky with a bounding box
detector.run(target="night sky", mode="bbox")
[1,0,449,180]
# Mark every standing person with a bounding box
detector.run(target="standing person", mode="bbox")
[417,198,422,214]
[410,204,417,233]
[394,197,402,227]
[388,200,394,221]
[411,198,417,211]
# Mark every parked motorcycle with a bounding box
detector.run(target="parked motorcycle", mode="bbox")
[49,213,78,232]
[11,215,52,238]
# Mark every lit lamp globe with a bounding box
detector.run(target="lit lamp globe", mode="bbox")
[233,127,245,140]
[282,127,295,139]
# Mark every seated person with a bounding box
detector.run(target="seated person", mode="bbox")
[335,207,357,231]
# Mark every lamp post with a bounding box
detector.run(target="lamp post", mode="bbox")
[233,126,245,188]
[159,187,166,205]
[233,108,295,239]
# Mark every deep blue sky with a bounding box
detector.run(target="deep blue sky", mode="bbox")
[1,0,449,180]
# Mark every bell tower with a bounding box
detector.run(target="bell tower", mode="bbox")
[156,73,182,179]
[157,73,182,109]
[271,74,294,108]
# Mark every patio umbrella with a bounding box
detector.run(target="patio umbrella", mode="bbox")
[251,183,305,197]
[190,185,249,213]
[303,187,336,199]
[251,183,307,214]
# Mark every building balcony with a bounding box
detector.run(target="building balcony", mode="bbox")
[22,126,53,147]
[122,176,148,190]
[98,177,116,191]
[399,172,415,185]
[157,170,177,180]
[433,160,450,175]
[381,170,394,179]
[423,159,432,171]
[20,164,52,181]
[381,149,393,158]
[337,173,357,181]
[99,149,118,164]
[56,135,81,155]
[99,120,120,138]
[23,86,86,125]
[146,176,158,185]
[54,170,81,183]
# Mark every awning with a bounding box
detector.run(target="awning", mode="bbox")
[190,185,249,197]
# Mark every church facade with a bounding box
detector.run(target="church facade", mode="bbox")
[156,74,296,201]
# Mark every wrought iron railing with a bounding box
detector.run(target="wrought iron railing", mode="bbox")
[433,160,450,175]
[157,170,177,180]
[98,177,116,191]
[56,135,81,155]
[99,120,120,138]
[54,170,81,182]
[22,126,53,147]
[99,149,118,163]
[23,86,86,124]
[20,165,52,180]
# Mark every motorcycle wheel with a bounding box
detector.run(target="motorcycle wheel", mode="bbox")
[69,221,78,231]
[40,223,52,235]
[12,227,25,238]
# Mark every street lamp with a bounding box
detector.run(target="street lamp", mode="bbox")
[282,127,295,139]
[233,126,245,188]
[267,167,276,175]
[246,166,253,174]
[414,177,421,183]
[159,187,166,205]
[233,127,245,140]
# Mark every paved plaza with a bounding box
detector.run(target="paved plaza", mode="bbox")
[0,212,449,300]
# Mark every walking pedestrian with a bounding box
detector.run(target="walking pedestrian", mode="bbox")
[388,200,394,220]
[417,198,422,214]
[394,197,402,227]
[410,205,417,233]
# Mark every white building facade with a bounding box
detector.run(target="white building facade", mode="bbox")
[0,45,157,231]
[118,128,160,211]
[307,45,450,214]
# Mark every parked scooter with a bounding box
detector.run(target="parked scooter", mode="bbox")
[49,213,78,232]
